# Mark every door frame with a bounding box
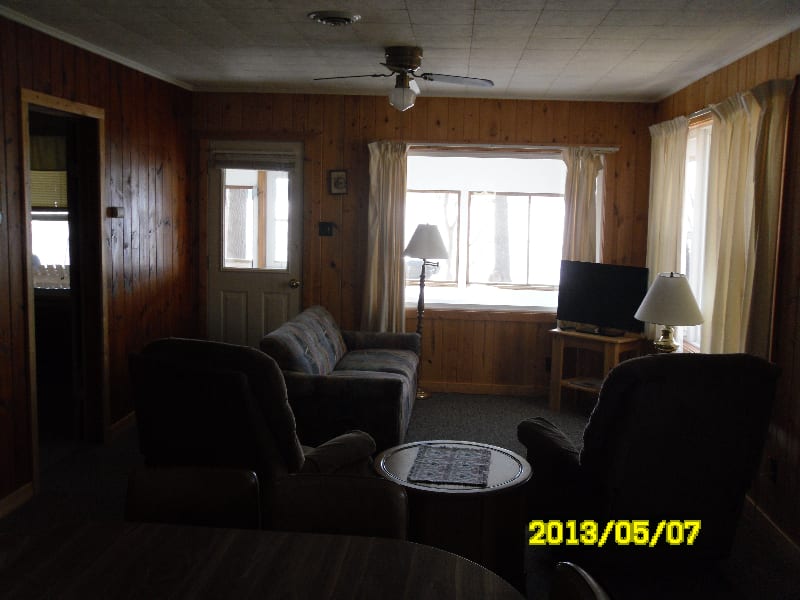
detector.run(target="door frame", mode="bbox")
[21,89,109,490]
[198,136,312,338]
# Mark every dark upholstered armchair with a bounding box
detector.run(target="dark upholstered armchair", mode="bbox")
[518,353,779,595]
[129,338,407,539]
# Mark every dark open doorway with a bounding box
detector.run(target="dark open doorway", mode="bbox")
[22,90,108,488]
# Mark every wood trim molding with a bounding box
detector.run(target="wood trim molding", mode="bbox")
[0,482,33,519]
[107,411,136,442]
[21,89,110,489]
[405,306,556,323]
[420,381,547,396]
[21,89,104,120]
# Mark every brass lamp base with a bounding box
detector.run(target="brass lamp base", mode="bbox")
[653,325,679,353]
[415,387,430,400]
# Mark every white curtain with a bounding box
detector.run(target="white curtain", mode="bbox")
[644,117,689,339]
[362,141,408,332]
[746,79,795,358]
[701,93,759,353]
[561,147,604,262]
[701,80,795,356]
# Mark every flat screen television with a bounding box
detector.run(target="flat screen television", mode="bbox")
[556,260,649,335]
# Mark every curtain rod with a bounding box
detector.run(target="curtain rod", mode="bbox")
[406,143,619,154]
[688,107,712,120]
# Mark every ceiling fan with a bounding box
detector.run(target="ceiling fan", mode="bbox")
[314,46,494,111]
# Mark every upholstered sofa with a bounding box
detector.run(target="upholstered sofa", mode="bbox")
[260,305,420,451]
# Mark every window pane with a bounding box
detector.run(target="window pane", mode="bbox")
[406,154,566,307]
[682,123,711,347]
[31,213,70,265]
[468,193,530,284]
[528,195,564,286]
[405,191,458,282]
[266,171,289,269]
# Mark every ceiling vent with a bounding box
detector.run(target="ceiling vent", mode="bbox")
[307,11,361,26]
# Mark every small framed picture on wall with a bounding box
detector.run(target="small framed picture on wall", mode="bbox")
[329,170,348,195]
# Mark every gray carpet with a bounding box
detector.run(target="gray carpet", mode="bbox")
[405,392,588,456]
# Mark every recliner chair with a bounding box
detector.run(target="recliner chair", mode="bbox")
[129,337,407,539]
[518,352,780,596]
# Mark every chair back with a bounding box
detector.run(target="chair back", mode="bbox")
[549,562,611,600]
[130,338,306,480]
[579,352,779,558]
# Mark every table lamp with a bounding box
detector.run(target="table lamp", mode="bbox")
[634,272,703,353]
[403,224,448,398]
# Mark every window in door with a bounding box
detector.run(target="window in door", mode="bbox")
[222,168,289,270]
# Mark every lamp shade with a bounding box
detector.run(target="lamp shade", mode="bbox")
[403,224,449,260]
[388,74,420,112]
[388,87,416,112]
[634,272,704,326]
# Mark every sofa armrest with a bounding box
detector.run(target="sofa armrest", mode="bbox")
[267,475,408,539]
[283,371,409,452]
[341,330,421,354]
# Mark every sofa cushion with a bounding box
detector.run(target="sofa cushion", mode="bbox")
[260,306,347,375]
[334,349,419,382]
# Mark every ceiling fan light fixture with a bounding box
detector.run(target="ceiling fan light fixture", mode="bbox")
[307,11,361,26]
[388,74,418,112]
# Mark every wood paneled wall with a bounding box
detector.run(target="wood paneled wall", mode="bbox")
[0,17,195,507]
[191,93,654,400]
[406,308,557,396]
[657,30,800,121]
[657,28,800,545]
[192,94,656,331]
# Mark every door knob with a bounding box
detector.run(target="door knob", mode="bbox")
[289,278,301,289]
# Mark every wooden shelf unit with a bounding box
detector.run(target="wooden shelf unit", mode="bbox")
[549,328,644,411]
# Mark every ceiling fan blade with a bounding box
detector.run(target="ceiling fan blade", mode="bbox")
[313,73,392,81]
[419,73,494,87]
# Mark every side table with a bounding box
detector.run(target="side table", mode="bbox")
[549,328,644,411]
[374,440,532,589]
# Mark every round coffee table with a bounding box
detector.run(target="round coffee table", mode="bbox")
[374,440,532,589]
[375,439,531,493]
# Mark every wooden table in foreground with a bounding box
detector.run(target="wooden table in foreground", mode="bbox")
[0,521,524,599]
[374,440,532,590]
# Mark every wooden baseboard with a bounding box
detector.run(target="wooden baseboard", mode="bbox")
[744,495,800,554]
[0,482,34,519]
[106,411,137,442]
[419,381,547,397]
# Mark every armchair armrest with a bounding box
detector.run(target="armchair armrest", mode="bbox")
[518,417,585,519]
[267,475,408,539]
[341,330,420,354]
[301,430,376,473]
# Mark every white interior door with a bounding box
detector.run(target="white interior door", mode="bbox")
[207,141,303,347]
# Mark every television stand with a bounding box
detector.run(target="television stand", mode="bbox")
[549,329,644,411]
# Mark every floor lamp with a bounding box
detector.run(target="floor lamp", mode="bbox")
[403,224,449,399]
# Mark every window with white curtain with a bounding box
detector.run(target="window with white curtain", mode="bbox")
[681,120,712,348]
[405,152,567,308]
